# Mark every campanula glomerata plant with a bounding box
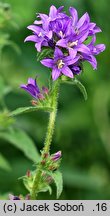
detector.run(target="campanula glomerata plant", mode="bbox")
[9,5,105,200]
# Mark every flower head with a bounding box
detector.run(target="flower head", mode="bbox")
[25,5,105,80]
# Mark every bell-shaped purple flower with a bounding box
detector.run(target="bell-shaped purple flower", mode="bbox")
[69,7,101,37]
[20,78,47,100]
[87,35,106,55]
[41,47,79,80]
[69,64,82,75]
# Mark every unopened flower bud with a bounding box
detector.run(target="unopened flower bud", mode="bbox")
[51,151,62,161]
[37,93,45,100]
[41,160,46,165]
[26,170,31,178]
[46,176,53,184]
[31,100,38,106]
[48,165,57,171]
[25,194,30,200]
[43,152,49,159]
[42,86,49,95]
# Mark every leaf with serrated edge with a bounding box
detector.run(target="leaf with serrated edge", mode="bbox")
[37,48,53,61]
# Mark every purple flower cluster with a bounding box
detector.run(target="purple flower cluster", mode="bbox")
[25,5,105,80]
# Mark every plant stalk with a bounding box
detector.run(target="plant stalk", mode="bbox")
[30,80,60,200]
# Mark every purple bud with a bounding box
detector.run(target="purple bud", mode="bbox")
[46,176,53,184]
[26,170,31,177]
[42,86,49,95]
[9,194,20,200]
[51,151,62,161]
[37,93,45,100]
[43,152,49,158]
[41,160,46,165]
[31,100,38,106]
[25,194,30,200]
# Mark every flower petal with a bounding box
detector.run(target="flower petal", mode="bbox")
[49,5,57,19]
[56,39,67,48]
[77,12,90,29]
[27,25,42,34]
[94,44,106,55]
[64,55,80,65]
[28,78,40,93]
[24,35,37,43]
[41,58,54,68]
[54,47,64,58]
[57,6,64,13]
[77,44,90,54]
[83,54,97,69]
[78,30,89,43]
[62,66,74,78]
[69,7,78,26]
[52,67,61,80]
[20,84,37,98]
[28,78,35,85]
[35,42,42,52]
[69,48,77,59]
[88,35,96,46]
[34,20,42,25]
[46,31,53,39]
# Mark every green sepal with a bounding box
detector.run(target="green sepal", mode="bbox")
[37,47,53,61]
[19,170,34,192]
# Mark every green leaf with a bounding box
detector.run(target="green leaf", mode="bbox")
[62,77,88,100]
[52,170,63,199]
[0,128,40,163]
[0,154,11,171]
[9,106,53,117]
[37,47,53,61]
[73,78,88,101]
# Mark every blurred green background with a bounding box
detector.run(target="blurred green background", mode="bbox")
[0,0,109,199]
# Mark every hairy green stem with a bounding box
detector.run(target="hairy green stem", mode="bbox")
[30,80,60,200]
